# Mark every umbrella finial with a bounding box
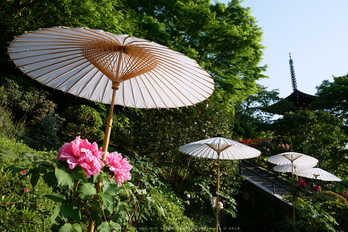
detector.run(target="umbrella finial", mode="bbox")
[216,134,222,137]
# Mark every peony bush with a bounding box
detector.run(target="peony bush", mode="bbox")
[1,136,158,231]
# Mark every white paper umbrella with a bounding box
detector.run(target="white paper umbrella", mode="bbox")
[268,152,318,167]
[8,26,215,232]
[179,136,261,232]
[273,163,316,173]
[179,136,261,160]
[268,152,318,222]
[7,26,214,109]
[294,168,342,184]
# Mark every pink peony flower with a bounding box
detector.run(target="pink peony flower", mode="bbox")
[313,185,320,192]
[298,178,306,188]
[6,202,10,205]
[105,151,132,186]
[57,136,104,177]
[24,188,29,192]
[20,170,26,175]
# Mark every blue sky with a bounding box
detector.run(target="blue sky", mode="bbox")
[219,0,348,98]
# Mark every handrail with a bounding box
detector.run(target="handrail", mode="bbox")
[241,159,348,200]
[239,160,290,195]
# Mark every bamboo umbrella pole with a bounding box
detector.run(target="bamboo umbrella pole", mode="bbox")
[88,84,118,232]
[215,151,221,232]
[88,47,124,232]
[292,161,295,223]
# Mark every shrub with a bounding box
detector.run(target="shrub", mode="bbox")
[0,78,64,151]
[61,105,104,143]
[0,106,25,139]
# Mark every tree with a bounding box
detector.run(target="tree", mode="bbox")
[114,0,266,110]
[272,110,348,178]
[233,84,295,137]
[310,74,348,124]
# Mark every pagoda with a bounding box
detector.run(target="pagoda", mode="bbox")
[285,53,316,110]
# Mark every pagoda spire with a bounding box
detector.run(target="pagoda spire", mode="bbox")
[289,53,298,91]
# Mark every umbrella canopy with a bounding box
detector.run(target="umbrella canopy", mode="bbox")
[273,163,316,173]
[7,26,215,109]
[179,136,261,232]
[268,152,318,167]
[8,26,215,232]
[268,152,318,223]
[178,136,261,160]
[293,168,342,182]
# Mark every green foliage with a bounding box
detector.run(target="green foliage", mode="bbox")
[61,105,104,143]
[0,145,57,231]
[0,136,204,231]
[272,110,348,177]
[0,105,25,139]
[310,75,348,122]
[281,178,348,232]
[140,190,197,231]
[120,0,265,105]
[0,77,64,150]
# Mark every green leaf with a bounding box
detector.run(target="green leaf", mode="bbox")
[55,167,74,189]
[91,207,102,223]
[100,193,114,214]
[22,153,32,166]
[45,192,66,203]
[30,173,40,188]
[59,223,73,232]
[102,183,121,196]
[145,196,155,209]
[43,172,56,187]
[5,164,26,173]
[61,204,73,221]
[0,149,17,160]
[78,183,96,200]
[50,206,60,224]
[72,223,82,232]
[97,222,110,232]
[71,208,82,223]
[71,166,88,183]
[109,221,121,231]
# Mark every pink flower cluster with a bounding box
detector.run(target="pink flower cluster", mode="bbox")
[105,152,133,186]
[298,178,306,188]
[57,136,104,178]
[313,185,320,192]
[57,137,132,185]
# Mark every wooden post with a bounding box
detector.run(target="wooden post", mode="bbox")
[87,84,118,232]
[87,48,124,232]
[215,151,220,232]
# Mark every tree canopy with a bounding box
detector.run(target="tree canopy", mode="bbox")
[1,0,265,114]
[310,74,348,121]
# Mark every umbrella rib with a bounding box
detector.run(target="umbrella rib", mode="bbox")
[41,27,116,44]
[7,47,82,56]
[82,27,123,45]
[65,64,100,94]
[156,60,215,96]
[43,60,92,89]
[146,46,215,87]
[101,80,112,103]
[143,72,169,109]
[154,65,200,105]
[14,52,84,69]
[22,56,86,76]
[84,70,107,102]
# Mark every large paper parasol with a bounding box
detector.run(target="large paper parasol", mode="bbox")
[268,152,318,222]
[179,135,261,232]
[293,167,342,185]
[273,163,316,173]
[7,26,215,231]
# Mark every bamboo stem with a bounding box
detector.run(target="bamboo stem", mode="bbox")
[215,151,220,232]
